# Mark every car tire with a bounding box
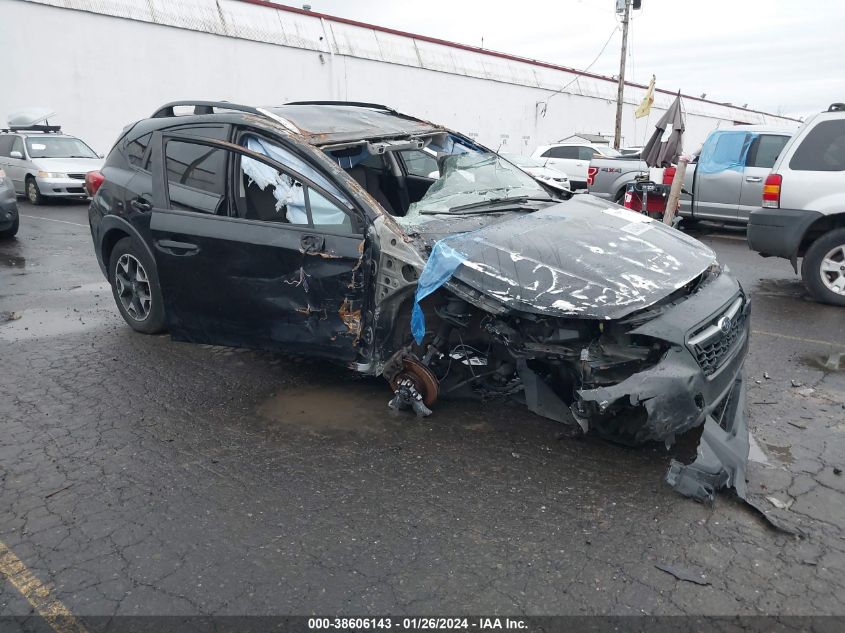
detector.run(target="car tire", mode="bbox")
[801,228,845,307]
[25,177,44,205]
[0,215,19,239]
[108,237,166,333]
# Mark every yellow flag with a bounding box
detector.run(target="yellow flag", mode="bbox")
[635,75,656,119]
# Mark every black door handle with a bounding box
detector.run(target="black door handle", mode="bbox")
[300,234,325,254]
[131,198,152,213]
[155,239,199,256]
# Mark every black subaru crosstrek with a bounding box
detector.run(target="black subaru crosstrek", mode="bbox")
[88,100,752,501]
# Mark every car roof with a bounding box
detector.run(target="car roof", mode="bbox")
[135,101,445,147]
[267,103,443,145]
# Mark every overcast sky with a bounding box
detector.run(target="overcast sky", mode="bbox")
[305,0,844,118]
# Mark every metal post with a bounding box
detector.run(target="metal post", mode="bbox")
[613,0,630,150]
[663,158,688,226]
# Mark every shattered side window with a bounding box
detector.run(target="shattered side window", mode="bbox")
[239,154,309,225]
[238,149,353,231]
[242,135,351,207]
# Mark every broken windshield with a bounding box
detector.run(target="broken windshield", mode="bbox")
[400,150,550,225]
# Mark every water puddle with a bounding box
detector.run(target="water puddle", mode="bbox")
[258,379,394,432]
[0,307,114,341]
[763,442,794,464]
[0,254,26,268]
[803,353,845,372]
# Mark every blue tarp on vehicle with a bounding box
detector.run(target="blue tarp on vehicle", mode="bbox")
[697,130,759,174]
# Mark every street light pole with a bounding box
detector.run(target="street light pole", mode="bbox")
[613,0,630,150]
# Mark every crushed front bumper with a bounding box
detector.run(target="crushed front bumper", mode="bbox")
[577,272,752,501]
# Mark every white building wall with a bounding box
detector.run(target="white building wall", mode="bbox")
[0,0,799,154]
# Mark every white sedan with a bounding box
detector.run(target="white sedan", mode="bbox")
[501,153,571,191]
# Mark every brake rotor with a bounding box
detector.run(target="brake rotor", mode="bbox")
[388,358,440,407]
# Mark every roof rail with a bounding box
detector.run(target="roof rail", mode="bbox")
[285,100,398,114]
[828,103,845,112]
[151,100,267,118]
[0,125,62,133]
[150,101,299,133]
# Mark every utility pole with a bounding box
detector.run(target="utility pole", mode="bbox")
[613,0,631,150]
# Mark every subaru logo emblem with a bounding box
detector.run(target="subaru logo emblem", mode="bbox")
[718,316,732,334]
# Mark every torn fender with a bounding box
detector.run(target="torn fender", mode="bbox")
[666,375,749,503]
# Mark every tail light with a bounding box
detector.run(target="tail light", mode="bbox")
[85,170,105,196]
[762,174,782,208]
[663,166,676,185]
[587,166,598,187]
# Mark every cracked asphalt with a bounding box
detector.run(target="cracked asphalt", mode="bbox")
[1,200,844,617]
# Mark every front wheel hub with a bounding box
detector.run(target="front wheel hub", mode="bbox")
[820,244,845,295]
[388,358,439,417]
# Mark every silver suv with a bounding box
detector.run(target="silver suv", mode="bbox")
[0,123,103,205]
[747,103,845,305]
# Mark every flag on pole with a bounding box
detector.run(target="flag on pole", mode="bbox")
[635,75,656,119]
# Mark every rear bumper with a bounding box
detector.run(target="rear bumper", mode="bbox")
[747,207,823,266]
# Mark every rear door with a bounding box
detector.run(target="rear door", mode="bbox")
[738,134,790,222]
[148,130,367,360]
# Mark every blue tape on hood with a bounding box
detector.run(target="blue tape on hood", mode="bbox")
[697,130,759,174]
[411,239,467,345]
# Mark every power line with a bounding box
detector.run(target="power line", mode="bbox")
[537,24,620,116]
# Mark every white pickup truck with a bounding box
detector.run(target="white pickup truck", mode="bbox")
[587,126,793,225]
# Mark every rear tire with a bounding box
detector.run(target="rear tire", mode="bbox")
[801,228,845,307]
[25,177,44,205]
[0,215,19,238]
[108,237,166,333]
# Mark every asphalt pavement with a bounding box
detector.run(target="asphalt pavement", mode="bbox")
[1,200,844,618]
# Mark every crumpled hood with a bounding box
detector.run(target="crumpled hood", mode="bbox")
[444,195,717,320]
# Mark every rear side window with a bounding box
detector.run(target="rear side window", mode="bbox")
[746,134,789,169]
[126,132,152,168]
[165,140,227,214]
[11,137,24,156]
[789,120,845,171]
[0,135,13,157]
[547,146,578,159]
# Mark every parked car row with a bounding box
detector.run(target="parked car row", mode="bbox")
[0,109,103,206]
[584,105,845,306]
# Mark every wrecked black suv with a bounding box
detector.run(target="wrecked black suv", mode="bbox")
[88,100,751,501]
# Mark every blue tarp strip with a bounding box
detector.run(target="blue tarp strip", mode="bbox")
[411,238,467,345]
[697,130,759,174]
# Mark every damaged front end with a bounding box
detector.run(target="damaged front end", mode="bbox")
[378,204,752,502]
[383,268,751,502]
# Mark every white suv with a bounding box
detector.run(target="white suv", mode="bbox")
[532,143,620,189]
[747,103,845,305]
